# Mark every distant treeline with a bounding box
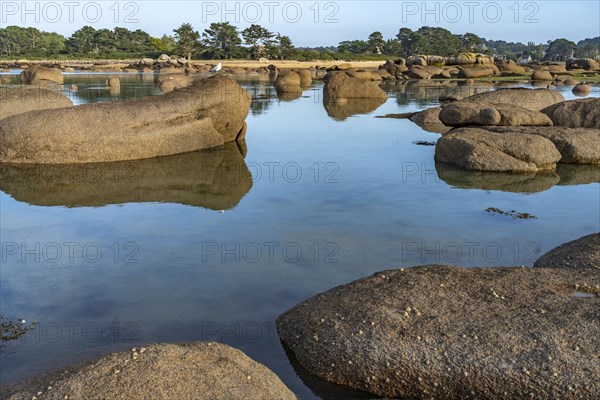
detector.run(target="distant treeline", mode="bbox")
[0,24,598,62]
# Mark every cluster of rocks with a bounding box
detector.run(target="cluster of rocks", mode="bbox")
[277,233,600,399]
[374,56,599,90]
[0,75,251,163]
[401,88,600,172]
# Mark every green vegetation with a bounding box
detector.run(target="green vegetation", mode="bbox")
[0,23,598,62]
[1,316,35,346]
[486,207,538,220]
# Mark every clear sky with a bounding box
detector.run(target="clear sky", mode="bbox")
[1,0,599,46]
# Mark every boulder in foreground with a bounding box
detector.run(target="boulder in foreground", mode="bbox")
[278,264,600,399]
[2,342,296,400]
[534,233,600,269]
[0,75,251,164]
[435,128,561,172]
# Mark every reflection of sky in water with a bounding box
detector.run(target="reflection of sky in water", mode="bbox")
[0,75,599,399]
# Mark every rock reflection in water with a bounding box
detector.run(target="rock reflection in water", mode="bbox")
[323,97,386,121]
[436,162,599,193]
[0,141,252,210]
[394,80,496,107]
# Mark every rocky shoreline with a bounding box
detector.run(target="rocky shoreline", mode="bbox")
[277,234,600,399]
[1,235,598,400]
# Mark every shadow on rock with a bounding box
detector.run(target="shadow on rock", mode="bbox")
[0,141,252,210]
[323,98,386,121]
[436,162,600,193]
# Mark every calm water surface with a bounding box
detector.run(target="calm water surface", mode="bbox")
[1,72,599,399]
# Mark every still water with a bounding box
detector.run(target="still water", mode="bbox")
[1,73,599,399]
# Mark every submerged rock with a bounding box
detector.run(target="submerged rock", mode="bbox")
[0,75,251,164]
[534,233,600,269]
[541,98,600,129]
[410,107,451,133]
[1,342,296,400]
[434,128,561,172]
[0,87,73,120]
[277,264,600,399]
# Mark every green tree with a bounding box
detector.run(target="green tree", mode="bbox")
[383,39,402,56]
[66,26,100,54]
[534,44,545,62]
[173,23,200,60]
[275,34,295,59]
[411,27,462,56]
[202,22,242,59]
[368,31,384,54]
[241,24,274,59]
[460,32,482,52]
[544,38,576,61]
[396,27,415,55]
[338,40,369,54]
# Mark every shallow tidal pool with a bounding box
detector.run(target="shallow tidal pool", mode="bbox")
[1,73,599,399]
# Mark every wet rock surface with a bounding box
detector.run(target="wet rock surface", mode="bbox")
[277,264,600,399]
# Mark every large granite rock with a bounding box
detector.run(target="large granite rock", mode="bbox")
[457,67,494,78]
[534,233,600,269]
[275,70,303,94]
[483,126,600,164]
[293,69,313,87]
[18,65,63,85]
[439,102,553,127]
[0,87,73,120]
[324,72,387,100]
[2,342,296,400]
[460,88,564,111]
[531,70,553,81]
[0,75,251,164]
[541,98,600,129]
[434,128,562,172]
[278,265,600,399]
[155,74,193,92]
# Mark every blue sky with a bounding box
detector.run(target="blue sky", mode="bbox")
[1,1,599,46]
